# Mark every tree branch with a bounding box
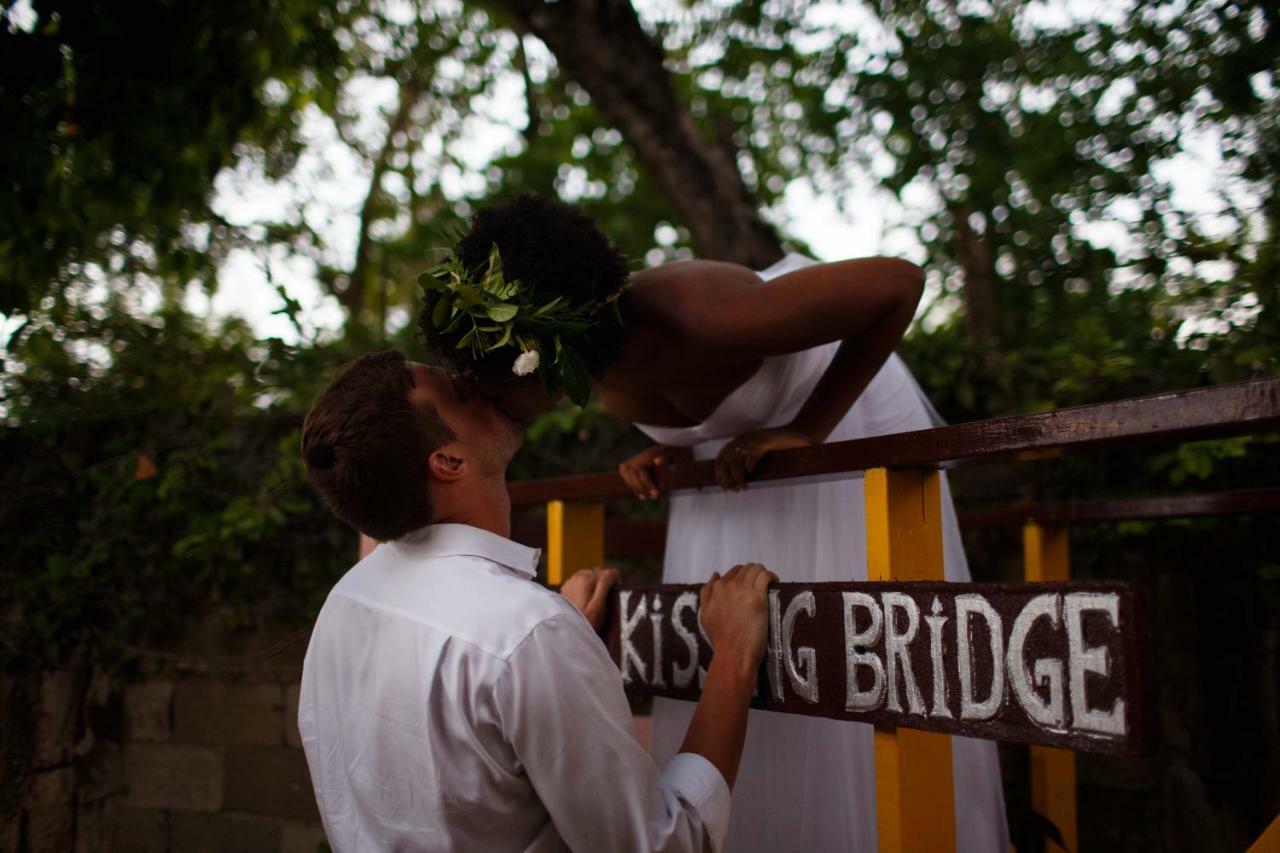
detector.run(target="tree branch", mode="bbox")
[953,203,999,346]
[516,35,541,145]
[344,76,422,315]
[491,0,783,267]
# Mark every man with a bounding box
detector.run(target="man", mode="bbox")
[298,349,775,851]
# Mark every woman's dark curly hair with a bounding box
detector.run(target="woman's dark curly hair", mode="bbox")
[418,194,632,390]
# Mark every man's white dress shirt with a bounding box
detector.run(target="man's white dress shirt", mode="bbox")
[298,523,730,852]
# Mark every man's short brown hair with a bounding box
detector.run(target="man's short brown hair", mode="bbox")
[302,350,455,541]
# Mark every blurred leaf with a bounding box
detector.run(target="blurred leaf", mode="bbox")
[558,344,592,407]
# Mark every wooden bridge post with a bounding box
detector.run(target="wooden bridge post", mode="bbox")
[865,467,957,852]
[1248,813,1280,852]
[1024,521,1078,852]
[546,500,604,585]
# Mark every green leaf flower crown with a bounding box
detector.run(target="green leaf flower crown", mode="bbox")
[418,242,630,406]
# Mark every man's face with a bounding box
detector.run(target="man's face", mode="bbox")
[407,363,523,473]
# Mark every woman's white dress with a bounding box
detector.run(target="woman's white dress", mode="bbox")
[634,254,1010,853]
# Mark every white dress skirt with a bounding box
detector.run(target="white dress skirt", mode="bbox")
[634,254,1010,853]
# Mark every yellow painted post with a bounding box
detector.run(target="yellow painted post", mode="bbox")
[546,500,604,586]
[1024,521,1078,853]
[1024,521,1069,583]
[1248,813,1280,852]
[865,467,957,853]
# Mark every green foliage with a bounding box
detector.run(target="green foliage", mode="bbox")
[472,70,692,267]
[420,242,626,405]
[0,296,357,670]
[654,0,1277,414]
[0,0,351,314]
[2,0,1277,682]
[1144,436,1265,487]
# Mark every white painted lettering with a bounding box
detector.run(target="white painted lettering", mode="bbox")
[925,597,952,718]
[782,591,819,704]
[670,592,700,689]
[882,592,925,715]
[650,595,666,687]
[619,591,647,685]
[956,594,1005,721]
[1065,592,1126,736]
[1006,593,1066,729]
[843,592,885,712]
[697,610,710,689]
[767,590,785,701]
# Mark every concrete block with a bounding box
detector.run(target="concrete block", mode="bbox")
[124,681,173,743]
[35,670,81,765]
[170,811,282,853]
[281,822,329,853]
[108,809,169,853]
[73,802,105,853]
[79,743,123,804]
[169,609,309,680]
[76,805,164,853]
[174,682,284,746]
[121,744,223,812]
[283,683,302,749]
[224,747,319,822]
[21,765,75,810]
[1,812,22,852]
[24,804,75,853]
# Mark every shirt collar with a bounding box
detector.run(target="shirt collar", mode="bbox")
[392,523,541,579]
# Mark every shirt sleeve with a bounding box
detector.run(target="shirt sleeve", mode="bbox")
[494,611,731,853]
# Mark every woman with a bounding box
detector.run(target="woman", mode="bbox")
[419,194,1008,852]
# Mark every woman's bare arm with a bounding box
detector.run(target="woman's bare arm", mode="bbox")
[671,258,922,360]
[788,295,917,443]
[624,258,924,490]
[669,257,924,442]
[652,258,921,490]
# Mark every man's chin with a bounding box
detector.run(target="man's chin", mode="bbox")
[496,397,542,429]
[493,400,525,428]
[492,404,530,450]
[495,377,560,424]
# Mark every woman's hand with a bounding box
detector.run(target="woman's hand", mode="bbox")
[618,444,693,500]
[560,566,621,632]
[715,427,814,491]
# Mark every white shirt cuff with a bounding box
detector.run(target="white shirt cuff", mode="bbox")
[658,752,732,853]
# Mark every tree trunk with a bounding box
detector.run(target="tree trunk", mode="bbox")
[345,77,422,315]
[515,36,541,145]
[952,204,999,346]
[492,0,784,268]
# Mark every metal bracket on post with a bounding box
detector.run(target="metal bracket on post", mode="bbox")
[865,467,957,853]
[546,500,604,586]
[1024,520,1078,853]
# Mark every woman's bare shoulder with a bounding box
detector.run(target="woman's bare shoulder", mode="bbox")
[632,258,758,287]
[630,260,759,321]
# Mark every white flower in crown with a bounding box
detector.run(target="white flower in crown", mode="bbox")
[512,349,541,376]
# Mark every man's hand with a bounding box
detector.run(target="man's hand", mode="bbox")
[678,562,778,790]
[560,567,620,632]
[618,444,693,500]
[714,427,813,491]
[697,563,777,677]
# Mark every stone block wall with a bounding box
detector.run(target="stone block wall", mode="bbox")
[1,611,330,853]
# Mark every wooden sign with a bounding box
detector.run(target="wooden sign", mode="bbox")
[605,582,1148,754]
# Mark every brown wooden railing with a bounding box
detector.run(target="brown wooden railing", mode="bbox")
[506,377,1280,853]
[510,378,1280,506]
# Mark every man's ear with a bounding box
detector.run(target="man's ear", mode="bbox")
[427,447,467,482]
